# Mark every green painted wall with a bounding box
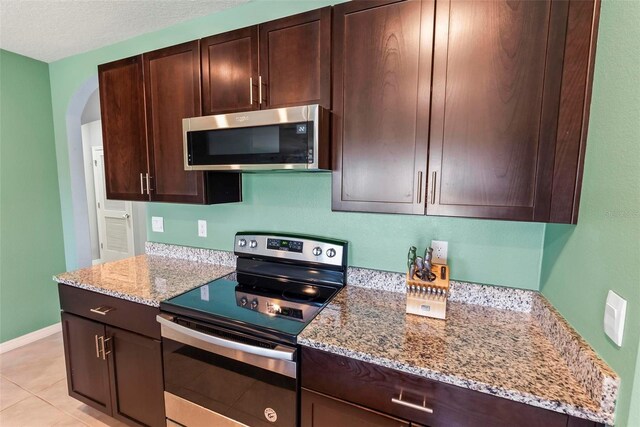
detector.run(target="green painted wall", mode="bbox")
[49,0,545,290]
[146,174,544,288]
[540,1,640,425]
[630,341,640,426]
[0,50,66,343]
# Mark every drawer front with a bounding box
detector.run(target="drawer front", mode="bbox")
[301,347,568,427]
[58,284,160,339]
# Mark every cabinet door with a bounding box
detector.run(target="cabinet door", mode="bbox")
[98,56,149,201]
[201,26,259,115]
[61,313,112,415]
[427,0,568,221]
[143,41,207,204]
[332,0,434,214]
[259,7,331,109]
[106,326,165,427]
[302,389,410,427]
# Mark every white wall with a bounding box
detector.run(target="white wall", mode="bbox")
[80,120,102,261]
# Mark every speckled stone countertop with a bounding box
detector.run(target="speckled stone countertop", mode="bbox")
[299,285,615,424]
[54,254,234,307]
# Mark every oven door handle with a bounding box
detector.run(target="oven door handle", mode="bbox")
[157,314,296,361]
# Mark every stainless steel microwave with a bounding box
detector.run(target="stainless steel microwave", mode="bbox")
[182,104,329,171]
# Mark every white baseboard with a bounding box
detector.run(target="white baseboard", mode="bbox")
[0,322,62,354]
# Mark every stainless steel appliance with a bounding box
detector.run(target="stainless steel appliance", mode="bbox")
[182,105,330,172]
[158,232,347,427]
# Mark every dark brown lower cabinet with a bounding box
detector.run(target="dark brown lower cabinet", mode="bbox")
[59,285,165,427]
[107,326,165,427]
[302,347,602,427]
[302,389,410,427]
[61,313,111,413]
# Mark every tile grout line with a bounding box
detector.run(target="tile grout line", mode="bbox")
[35,385,93,427]
[1,375,91,426]
[0,375,35,413]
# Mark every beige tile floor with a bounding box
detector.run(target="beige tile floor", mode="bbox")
[0,332,127,427]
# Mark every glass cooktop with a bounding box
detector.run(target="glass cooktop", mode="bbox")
[160,274,339,341]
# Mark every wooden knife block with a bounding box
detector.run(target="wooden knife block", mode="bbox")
[406,263,449,320]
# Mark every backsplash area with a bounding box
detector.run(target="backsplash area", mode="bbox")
[146,173,545,290]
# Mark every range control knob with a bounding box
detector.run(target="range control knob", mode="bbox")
[238,238,247,247]
[326,248,337,258]
[250,299,259,310]
[312,247,323,256]
[240,297,248,307]
[249,240,258,248]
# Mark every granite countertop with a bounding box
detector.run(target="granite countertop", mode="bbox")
[299,285,611,424]
[52,243,615,424]
[54,254,235,306]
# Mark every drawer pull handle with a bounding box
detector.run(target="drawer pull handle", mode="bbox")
[391,391,434,414]
[90,306,114,315]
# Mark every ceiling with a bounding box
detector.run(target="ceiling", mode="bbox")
[0,0,249,63]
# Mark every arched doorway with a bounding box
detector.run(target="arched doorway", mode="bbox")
[65,76,146,268]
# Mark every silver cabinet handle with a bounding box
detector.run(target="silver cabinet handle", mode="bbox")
[249,77,253,105]
[145,173,152,194]
[90,306,114,315]
[121,213,130,219]
[97,336,107,360]
[94,335,100,358]
[430,171,437,205]
[102,337,112,358]
[258,75,262,105]
[140,172,145,195]
[391,391,433,414]
[417,171,423,204]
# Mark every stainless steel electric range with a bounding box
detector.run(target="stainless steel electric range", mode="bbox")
[158,232,348,427]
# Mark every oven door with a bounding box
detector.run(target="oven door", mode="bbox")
[158,314,297,427]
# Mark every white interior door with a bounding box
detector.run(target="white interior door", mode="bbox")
[92,147,135,263]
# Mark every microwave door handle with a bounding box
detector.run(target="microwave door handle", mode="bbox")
[156,315,295,361]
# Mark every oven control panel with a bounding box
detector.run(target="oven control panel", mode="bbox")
[234,233,347,267]
[235,293,312,322]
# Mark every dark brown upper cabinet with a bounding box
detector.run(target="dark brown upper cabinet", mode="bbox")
[143,41,207,204]
[98,56,148,202]
[201,7,331,115]
[332,0,435,214]
[332,0,600,223]
[201,27,259,115]
[98,46,242,205]
[426,0,600,223]
[259,7,331,109]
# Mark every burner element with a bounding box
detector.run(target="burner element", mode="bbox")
[282,287,319,303]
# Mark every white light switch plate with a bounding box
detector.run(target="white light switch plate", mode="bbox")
[431,240,448,264]
[151,216,164,233]
[198,220,207,237]
[604,290,626,347]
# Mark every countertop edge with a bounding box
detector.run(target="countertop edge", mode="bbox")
[54,277,161,307]
[297,338,610,425]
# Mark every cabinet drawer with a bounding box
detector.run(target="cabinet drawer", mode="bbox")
[301,347,567,427]
[58,284,160,339]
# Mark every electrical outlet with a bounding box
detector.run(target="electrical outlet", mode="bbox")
[431,240,448,264]
[198,220,207,237]
[151,216,164,233]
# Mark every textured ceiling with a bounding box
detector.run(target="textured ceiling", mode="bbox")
[0,0,249,63]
